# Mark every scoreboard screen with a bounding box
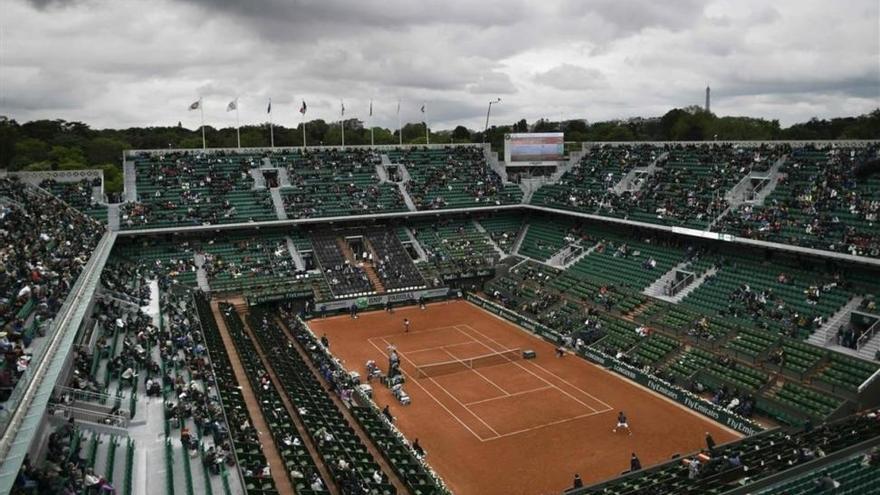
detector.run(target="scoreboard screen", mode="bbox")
[504,132,564,163]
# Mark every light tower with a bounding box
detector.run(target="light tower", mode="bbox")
[705,86,711,113]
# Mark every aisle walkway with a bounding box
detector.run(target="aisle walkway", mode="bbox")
[211,300,295,495]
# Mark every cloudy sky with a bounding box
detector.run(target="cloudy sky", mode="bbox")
[2,0,878,131]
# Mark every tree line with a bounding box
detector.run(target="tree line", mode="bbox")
[1,107,877,192]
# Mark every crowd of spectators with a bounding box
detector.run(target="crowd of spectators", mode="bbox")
[0,177,103,402]
[124,150,275,228]
[278,148,406,219]
[393,146,520,209]
[365,230,425,290]
[717,144,880,256]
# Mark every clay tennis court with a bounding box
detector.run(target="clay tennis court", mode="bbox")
[309,301,741,495]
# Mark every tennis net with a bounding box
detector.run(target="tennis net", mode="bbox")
[414,348,521,378]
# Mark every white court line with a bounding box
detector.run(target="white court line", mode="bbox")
[381,337,502,439]
[457,322,616,412]
[465,386,552,406]
[366,338,493,442]
[455,325,607,414]
[439,347,510,396]
[488,411,607,441]
[403,340,483,355]
[368,325,462,343]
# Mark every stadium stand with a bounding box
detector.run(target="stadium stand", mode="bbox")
[237,306,395,493]
[387,146,522,209]
[717,145,880,257]
[122,150,277,229]
[0,177,103,402]
[9,141,880,495]
[39,178,108,223]
[570,411,880,494]
[276,148,407,218]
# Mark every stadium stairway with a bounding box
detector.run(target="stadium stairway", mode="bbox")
[398,182,418,211]
[248,168,267,189]
[858,331,880,362]
[472,220,509,258]
[277,166,292,187]
[107,203,120,230]
[483,145,509,182]
[612,151,668,194]
[552,242,598,269]
[194,253,211,292]
[270,188,288,220]
[750,155,788,205]
[285,236,308,271]
[645,264,719,304]
[549,148,587,182]
[123,158,137,202]
[808,296,864,347]
[402,227,428,262]
[724,156,787,207]
[375,162,389,182]
[511,223,530,256]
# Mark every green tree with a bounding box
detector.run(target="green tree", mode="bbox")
[452,126,471,142]
[85,137,128,165]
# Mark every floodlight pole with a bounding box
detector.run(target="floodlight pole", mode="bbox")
[483,98,501,143]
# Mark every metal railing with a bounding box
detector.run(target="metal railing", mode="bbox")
[47,403,130,429]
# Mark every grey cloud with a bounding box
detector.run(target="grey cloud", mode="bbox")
[466,72,517,95]
[534,64,605,91]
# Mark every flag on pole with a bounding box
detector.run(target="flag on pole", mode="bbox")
[341,100,345,117]
[299,100,307,115]
[189,99,201,111]
[396,100,400,115]
[226,99,237,112]
[420,104,425,113]
[267,99,272,114]
[369,100,373,117]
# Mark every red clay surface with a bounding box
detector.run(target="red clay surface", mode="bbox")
[309,301,741,495]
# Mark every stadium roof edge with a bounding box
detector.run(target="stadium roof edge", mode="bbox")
[113,203,880,268]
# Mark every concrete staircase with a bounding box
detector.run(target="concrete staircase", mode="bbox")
[809,296,865,346]
[375,163,389,183]
[194,253,210,292]
[856,331,880,362]
[511,224,530,256]
[612,152,668,194]
[362,263,386,293]
[277,167,291,187]
[249,168,267,189]
[519,177,548,204]
[644,260,718,304]
[285,237,306,271]
[107,204,120,231]
[554,243,597,269]
[724,156,787,207]
[549,149,587,182]
[398,183,418,211]
[473,220,508,259]
[403,227,428,262]
[123,159,137,202]
[270,188,287,220]
[483,145,509,182]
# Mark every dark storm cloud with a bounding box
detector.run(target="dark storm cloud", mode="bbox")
[4,0,879,129]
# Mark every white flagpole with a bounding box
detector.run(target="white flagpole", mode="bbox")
[302,114,307,149]
[370,100,374,147]
[424,103,430,145]
[340,101,345,148]
[269,98,274,148]
[200,97,206,150]
[397,100,402,146]
[235,98,241,149]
